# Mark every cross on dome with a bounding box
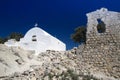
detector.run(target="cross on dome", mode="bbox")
[34,23,38,27]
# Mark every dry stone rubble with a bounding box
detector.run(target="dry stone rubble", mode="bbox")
[0,8,120,80]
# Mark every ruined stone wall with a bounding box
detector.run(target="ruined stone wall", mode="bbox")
[0,8,120,80]
[77,8,120,78]
[86,8,120,37]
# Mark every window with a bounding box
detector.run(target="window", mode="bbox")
[97,19,106,33]
[32,35,37,41]
[32,39,37,41]
[32,35,36,37]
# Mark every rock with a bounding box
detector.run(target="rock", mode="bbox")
[44,76,49,80]
[31,77,36,80]
[0,8,120,80]
[14,72,21,77]
[15,59,23,65]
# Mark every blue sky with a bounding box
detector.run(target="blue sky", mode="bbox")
[0,0,120,50]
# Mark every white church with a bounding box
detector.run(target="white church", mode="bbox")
[5,24,66,55]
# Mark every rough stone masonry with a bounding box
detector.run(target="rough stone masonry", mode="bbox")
[76,8,120,78]
[0,8,120,80]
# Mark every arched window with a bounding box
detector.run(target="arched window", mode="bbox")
[97,19,106,33]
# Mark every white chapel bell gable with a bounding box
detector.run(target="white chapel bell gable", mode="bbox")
[5,24,66,55]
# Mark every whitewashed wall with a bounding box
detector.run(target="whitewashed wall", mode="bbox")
[5,27,66,55]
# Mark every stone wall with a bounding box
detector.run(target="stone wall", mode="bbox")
[86,8,120,37]
[0,8,120,80]
[76,8,120,78]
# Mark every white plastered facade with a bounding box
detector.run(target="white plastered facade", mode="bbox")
[5,24,66,55]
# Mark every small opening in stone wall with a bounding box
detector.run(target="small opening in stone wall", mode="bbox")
[97,19,106,33]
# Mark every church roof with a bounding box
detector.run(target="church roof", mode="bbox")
[24,24,50,38]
